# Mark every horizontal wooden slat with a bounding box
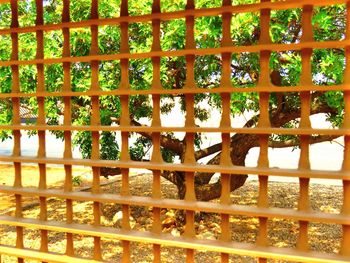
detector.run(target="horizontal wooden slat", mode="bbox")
[0,0,347,36]
[0,245,101,263]
[0,155,348,180]
[0,186,349,225]
[0,124,348,136]
[0,40,349,67]
[0,84,349,99]
[0,216,350,263]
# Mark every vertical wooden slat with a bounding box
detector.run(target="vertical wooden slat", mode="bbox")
[340,2,350,256]
[119,0,131,261]
[297,5,314,252]
[61,0,75,257]
[220,1,232,261]
[34,0,49,259]
[89,0,102,260]
[10,1,23,262]
[256,2,271,263]
[151,0,162,261]
[183,1,196,261]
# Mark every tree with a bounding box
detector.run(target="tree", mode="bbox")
[0,0,346,201]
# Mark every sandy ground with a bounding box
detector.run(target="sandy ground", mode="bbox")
[0,167,344,263]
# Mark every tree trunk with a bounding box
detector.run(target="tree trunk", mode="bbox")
[177,133,258,201]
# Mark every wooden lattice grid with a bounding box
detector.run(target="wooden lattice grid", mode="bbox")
[0,0,349,262]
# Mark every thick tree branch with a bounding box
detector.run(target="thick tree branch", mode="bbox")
[110,117,184,155]
[195,142,222,161]
[268,135,341,148]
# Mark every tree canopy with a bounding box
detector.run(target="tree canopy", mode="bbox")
[0,0,346,200]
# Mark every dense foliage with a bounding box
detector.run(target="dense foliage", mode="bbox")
[0,0,346,200]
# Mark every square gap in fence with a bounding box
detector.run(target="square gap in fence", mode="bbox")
[71,63,92,91]
[270,51,301,85]
[160,97,185,128]
[69,2,91,23]
[231,107,257,129]
[309,222,342,254]
[23,228,41,250]
[128,173,153,197]
[128,23,153,53]
[128,132,153,162]
[195,16,222,49]
[0,225,16,247]
[268,134,300,170]
[160,19,186,51]
[230,215,259,244]
[160,0,186,12]
[231,12,260,46]
[70,165,93,189]
[70,28,91,57]
[129,242,154,261]
[20,164,39,188]
[70,96,91,126]
[42,164,64,189]
[160,56,186,89]
[0,35,11,61]
[19,65,38,93]
[0,66,12,93]
[18,33,37,61]
[101,237,122,261]
[195,55,222,88]
[194,250,222,262]
[130,205,153,231]
[0,163,14,188]
[245,147,259,169]
[268,218,298,249]
[44,30,63,59]
[101,203,122,229]
[0,195,17,218]
[231,53,260,87]
[98,0,121,19]
[73,234,95,259]
[129,59,153,90]
[0,97,12,124]
[230,255,257,263]
[195,133,221,166]
[312,48,345,85]
[20,130,39,157]
[73,200,94,225]
[268,177,299,209]
[45,98,64,126]
[99,131,121,160]
[43,0,64,25]
[98,25,121,55]
[310,180,343,213]
[161,246,186,262]
[99,61,121,90]
[195,212,221,240]
[18,0,36,27]
[0,132,13,157]
[44,64,64,92]
[128,0,152,16]
[270,8,302,44]
[230,175,258,206]
[47,230,66,254]
[0,3,11,29]
[309,134,343,171]
[313,5,347,42]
